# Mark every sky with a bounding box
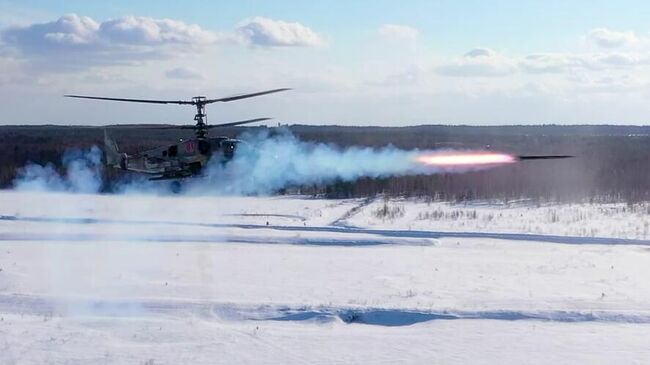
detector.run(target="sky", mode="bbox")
[2,0,650,126]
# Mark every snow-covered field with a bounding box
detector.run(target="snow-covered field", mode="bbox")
[348,198,650,239]
[1,191,650,364]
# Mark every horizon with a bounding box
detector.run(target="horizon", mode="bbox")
[2,1,650,125]
[4,123,650,130]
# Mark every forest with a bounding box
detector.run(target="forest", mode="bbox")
[1,124,650,202]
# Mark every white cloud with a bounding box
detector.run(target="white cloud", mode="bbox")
[588,28,638,48]
[594,52,645,66]
[1,14,224,70]
[518,29,650,74]
[378,24,419,42]
[3,14,99,51]
[437,48,516,77]
[236,17,322,47]
[463,48,494,58]
[368,65,424,88]
[520,53,580,73]
[99,15,220,45]
[521,52,648,74]
[165,66,202,80]
[568,73,645,95]
[0,57,26,85]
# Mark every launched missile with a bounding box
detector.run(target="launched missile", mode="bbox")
[516,155,574,161]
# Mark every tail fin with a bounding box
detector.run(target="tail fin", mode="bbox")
[104,129,121,167]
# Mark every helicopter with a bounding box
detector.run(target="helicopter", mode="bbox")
[66,88,573,194]
[65,88,290,189]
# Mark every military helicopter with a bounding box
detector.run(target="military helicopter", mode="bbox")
[65,88,290,190]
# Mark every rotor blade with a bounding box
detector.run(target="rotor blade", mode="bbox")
[149,125,197,130]
[150,118,272,130]
[64,95,194,105]
[206,117,272,128]
[205,88,291,103]
[517,155,574,161]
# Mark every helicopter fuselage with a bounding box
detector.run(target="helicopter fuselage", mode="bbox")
[106,134,239,180]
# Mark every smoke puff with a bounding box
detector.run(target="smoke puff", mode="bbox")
[13,163,67,192]
[13,146,104,193]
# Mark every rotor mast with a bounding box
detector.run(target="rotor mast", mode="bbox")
[192,96,208,139]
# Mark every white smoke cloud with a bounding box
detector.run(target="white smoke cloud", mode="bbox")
[187,130,494,195]
[13,146,103,193]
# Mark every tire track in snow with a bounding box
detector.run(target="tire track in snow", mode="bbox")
[0,232,432,247]
[2,294,650,326]
[329,197,373,227]
[2,214,650,246]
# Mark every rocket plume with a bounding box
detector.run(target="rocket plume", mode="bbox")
[414,151,516,167]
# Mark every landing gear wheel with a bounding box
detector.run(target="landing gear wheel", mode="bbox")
[170,180,182,194]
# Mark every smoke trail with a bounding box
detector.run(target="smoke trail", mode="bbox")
[188,130,513,195]
[13,146,103,193]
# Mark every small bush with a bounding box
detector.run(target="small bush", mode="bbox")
[373,202,405,220]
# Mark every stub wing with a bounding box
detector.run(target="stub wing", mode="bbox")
[104,130,173,177]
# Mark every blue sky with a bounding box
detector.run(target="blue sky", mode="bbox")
[2,0,650,125]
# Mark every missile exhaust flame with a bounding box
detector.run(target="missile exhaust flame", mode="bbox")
[414,151,517,168]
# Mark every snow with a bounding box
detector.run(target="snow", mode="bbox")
[347,198,650,239]
[1,191,650,364]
